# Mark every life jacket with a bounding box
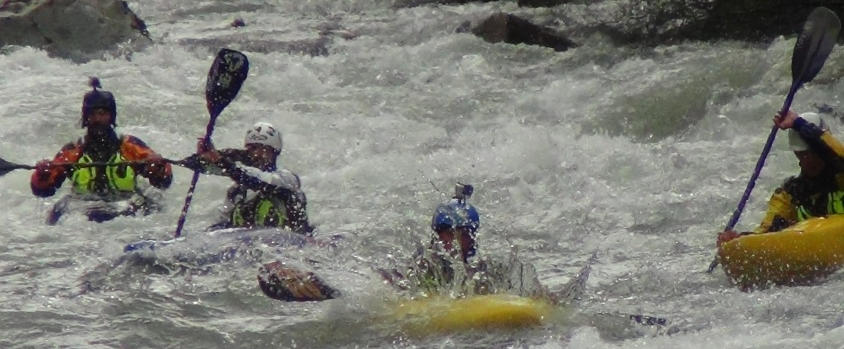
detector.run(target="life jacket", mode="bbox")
[70,152,136,196]
[231,196,288,228]
[796,190,844,221]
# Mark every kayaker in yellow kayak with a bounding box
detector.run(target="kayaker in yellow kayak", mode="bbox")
[718,110,844,246]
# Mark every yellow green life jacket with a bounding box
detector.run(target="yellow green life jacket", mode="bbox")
[71,153,136,195]
[796,190,844,221]
[231,197,288,228]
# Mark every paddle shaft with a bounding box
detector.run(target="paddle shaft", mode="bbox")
[708,86,800,273]
[724,87,800,232]
[0,157,186,174]
[174,118,218,238]
[171,48,249,238]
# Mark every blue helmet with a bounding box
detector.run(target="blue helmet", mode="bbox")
[431,199,480,234]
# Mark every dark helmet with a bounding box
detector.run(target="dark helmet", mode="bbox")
[81,77,117,128]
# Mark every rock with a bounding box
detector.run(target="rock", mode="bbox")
[0,0,149,62]
[597,1,844,44]
[231,18,246,28]
[693,1,844,41]
[471,13,576,51]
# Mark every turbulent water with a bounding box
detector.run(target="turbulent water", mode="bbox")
[2,0,844,348]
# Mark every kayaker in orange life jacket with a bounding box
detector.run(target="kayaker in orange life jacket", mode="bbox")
[31,78,173,224]
[186,122,312,234]
[718,110,844,246]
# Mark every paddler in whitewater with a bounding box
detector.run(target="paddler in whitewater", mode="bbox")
[718,110,844,246]
[399,183,485,292]
[188,121,312,233]
[376,183,552,299]
[31,78,173,224]
[255,183,485,302]
[256,183,552,302]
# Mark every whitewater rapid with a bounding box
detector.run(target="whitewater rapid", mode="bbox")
[1,0,844,348]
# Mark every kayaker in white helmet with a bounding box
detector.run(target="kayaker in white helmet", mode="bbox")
[187,121,312,233]
[718,109,844,246]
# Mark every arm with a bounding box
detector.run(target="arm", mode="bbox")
[791,116,844,158]
[751,187,797,234]
[214,157,298,200]
[718,186,796,247]
[181,148,247,176]
[30,143,81,197]
[120,135,172,189]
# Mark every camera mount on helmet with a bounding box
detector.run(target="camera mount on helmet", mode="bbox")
[454,182,473,201]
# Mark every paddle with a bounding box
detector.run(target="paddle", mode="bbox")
[0,157,34,176]
[0,156,193,177]
[173,48,249,238]
[258,260,341,302]
[707,7,841,273]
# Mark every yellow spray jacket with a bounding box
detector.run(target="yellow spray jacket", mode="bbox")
[753,120,844,234]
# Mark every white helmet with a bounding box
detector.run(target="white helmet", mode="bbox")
[245,122,282,152]
[788,112,829,151]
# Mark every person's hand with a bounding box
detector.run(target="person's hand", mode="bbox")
[196,138,221,164]
[144,157,169,177]
[773,110,799,130]
[717,230,741,247]
[34,160,53,181]
[196,137,214,152]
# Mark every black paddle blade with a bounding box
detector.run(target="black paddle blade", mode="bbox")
[792,7,840,86]
[0,157,32,177]
[206,48,249,118]
[258,261,341,302]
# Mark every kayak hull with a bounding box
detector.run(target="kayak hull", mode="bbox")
[718,215,844,290]
[391,294,552,334]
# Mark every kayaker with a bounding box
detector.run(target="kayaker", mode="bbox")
[31,78,173,224]
[399,184,557,299]
[259,183,480,301]
[188,121,312,233]
[429,183,480,263]
[718,110,844,246]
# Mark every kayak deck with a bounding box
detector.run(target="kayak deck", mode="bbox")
[719,215,844,290]
[390,294,553,334]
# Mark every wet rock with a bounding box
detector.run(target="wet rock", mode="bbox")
[0,0,149,62]
[471,13,576,51]
[695,1,844,41]
[231,18,246,28]
[600,1,844,44]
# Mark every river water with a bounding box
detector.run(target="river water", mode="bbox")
[1,0,844,348]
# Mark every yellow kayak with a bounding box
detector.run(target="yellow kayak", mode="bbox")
[390,294,553,334]
[719,215,844,290]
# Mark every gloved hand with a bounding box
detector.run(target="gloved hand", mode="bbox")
[717,230,741,247]
[144,157,169,178]
[34,160,53,181]
[196,138,221,165]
